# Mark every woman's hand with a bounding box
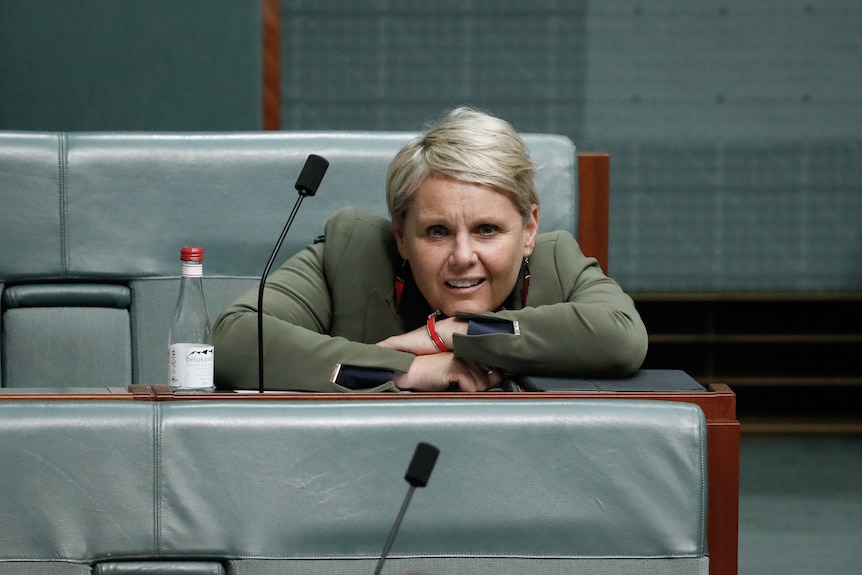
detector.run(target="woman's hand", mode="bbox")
[379,317,500,391]
[392,353,502,392]
[377,316,468,355]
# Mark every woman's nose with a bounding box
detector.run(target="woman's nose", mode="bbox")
[449,233,477,267]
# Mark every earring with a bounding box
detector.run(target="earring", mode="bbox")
[521,257,530,308]
[394,259,408,312]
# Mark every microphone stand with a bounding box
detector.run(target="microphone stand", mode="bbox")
[257,154,329,393]
[373,442,440,575]
[373,485,417,575]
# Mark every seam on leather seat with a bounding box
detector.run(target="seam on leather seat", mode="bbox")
[152,403,163,554]
[57,132,70,275]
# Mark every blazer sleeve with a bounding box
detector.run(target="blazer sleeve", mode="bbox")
[452,232,648,378]
[212,209,414,392]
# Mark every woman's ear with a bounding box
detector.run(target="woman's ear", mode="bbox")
[523,204,540,256]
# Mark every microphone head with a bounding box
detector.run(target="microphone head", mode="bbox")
[294,154,329,197]
[404,442,440,488]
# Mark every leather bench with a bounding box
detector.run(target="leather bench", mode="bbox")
[0,397,708,575]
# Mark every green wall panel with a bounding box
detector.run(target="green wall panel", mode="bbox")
[277,0,862,292]
[0,0,261,130]
[1,0,859,291]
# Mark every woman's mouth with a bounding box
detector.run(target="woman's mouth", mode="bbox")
[445,278,485,289]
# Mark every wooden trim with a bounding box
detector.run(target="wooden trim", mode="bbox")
[704,419,741,575]
[262,0,281,130]
[576,152,610,273]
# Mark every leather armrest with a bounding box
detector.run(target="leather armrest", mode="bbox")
[2,283,131,308]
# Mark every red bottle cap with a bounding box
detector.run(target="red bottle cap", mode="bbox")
[180,246,204,262]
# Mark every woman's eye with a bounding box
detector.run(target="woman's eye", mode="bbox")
[427,225,447,238]
[478,224,497,236]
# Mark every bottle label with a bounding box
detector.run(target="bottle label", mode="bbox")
[181,261,203,277]
[169,343,214,390]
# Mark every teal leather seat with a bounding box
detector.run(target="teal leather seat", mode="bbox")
[0,398,708,574]
[0,131,577,389]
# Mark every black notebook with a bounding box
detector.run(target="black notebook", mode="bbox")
[519,369,707,392]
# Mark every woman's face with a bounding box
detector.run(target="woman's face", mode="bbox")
[394,175,539,317]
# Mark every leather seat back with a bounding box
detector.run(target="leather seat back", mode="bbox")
[0,131,576,388]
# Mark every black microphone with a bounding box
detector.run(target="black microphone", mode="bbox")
[373,442,440,575]
[257,154,329,392]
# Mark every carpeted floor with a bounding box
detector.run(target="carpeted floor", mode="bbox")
[738,435,862,575]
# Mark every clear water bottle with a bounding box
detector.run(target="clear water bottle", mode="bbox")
[168,246,214,391]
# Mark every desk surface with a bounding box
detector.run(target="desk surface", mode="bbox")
[0,369,703,394]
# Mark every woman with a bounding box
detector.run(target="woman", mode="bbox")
[212,107,647,392]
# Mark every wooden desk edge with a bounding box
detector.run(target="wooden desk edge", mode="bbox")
[0,383,737,417]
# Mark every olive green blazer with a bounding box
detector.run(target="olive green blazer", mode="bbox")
[213,207,647,391]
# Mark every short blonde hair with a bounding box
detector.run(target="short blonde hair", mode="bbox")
[386,107,538,226]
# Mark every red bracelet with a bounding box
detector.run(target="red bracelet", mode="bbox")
[426,311,450,352]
